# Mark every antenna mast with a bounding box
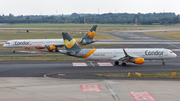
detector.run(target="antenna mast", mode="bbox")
[84,17,87,34]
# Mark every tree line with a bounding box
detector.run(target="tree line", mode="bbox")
[0,12,179,25]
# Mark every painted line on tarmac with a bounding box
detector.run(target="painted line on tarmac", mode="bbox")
[44,74,50,78]
[72,62,87,66]
[90,62,95,67]
[97,62,113,66]
[171,45,180,49]
[106,85,120,101]
[129,91,157,101]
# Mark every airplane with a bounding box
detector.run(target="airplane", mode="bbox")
[59,32,177,66]
[3,25,97,53]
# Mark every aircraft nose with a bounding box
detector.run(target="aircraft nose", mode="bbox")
[174,53,177,57]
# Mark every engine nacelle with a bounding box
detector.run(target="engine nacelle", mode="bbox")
[36,47,45,49]
[46,45,56,51]
[130,58,144,64]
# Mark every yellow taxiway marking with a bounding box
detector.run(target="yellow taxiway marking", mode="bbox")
[90,62,95,67]
[106,85,119,100]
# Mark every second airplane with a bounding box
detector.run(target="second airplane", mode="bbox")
[59,32,177,66]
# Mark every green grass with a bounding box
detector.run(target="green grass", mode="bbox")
[0,23,163,28]
[93,72,180,78]
[1,23,176,40]
[0,28,122,40]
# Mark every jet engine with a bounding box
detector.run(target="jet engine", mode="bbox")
[46,45,56,51]
[130,58,144,64]
[36,47,45,49]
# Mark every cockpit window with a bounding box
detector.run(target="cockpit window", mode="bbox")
[6,42,10,44]
[170,51,173,53]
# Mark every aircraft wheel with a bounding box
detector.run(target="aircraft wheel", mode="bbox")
[122,63,126,66]
[13,51,15,53]
[115,61,119,65]
[55,50,59,52]
[162,59,165,65]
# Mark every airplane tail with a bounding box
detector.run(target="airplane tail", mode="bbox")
[61,32,81,54]
[80,25,97,44]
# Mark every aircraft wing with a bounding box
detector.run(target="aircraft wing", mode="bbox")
[112,49,144,64]
[111,49,141,61]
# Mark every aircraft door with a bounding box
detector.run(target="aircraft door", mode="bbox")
[12,41,15,46]
[142,50,146,56]
[81,50,85,56]
[29,41,32,45]
[113,51,117,57]
[164,50,168,56]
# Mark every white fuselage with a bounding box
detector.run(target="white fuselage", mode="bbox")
[3,39,65,48]
[84,48,176,60]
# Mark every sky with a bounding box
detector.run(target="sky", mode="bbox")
[0,0,180,16]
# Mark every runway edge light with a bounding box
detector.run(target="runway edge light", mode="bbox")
[171,72,176,75]
[128,72,131,77]
[135,72,141,77]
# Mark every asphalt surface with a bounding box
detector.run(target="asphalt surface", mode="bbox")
[107,28,180,40]
[108,31,168,40]
[0,58,179,80]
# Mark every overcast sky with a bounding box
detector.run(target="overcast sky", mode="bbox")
[0,0,179,16]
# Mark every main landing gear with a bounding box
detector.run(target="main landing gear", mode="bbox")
[115,61,119,65]
[162,59,165,65]
[114,61,127,66]
[55,47,59,52]
[122,62,126,66]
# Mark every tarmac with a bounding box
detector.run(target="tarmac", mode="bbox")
[0,77,180,101]
[0,29,180,101]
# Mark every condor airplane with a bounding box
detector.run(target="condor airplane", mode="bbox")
[3,25,97,53]
[59,32,177,66]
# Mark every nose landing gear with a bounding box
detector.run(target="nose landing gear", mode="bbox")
[162,59,165,65]
[12,48,15,53]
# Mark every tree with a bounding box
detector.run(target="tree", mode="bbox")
[71,13,80,18]
[173,16,179,24]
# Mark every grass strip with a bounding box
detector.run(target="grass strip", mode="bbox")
[93,72,180,78]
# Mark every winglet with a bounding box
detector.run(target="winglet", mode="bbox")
[123,48,129,57]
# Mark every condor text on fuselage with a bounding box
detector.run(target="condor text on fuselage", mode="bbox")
[15,41,30,45]
[145,50,164,56]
